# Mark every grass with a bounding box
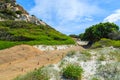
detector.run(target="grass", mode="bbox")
[62,64,83,80]
[97,55,106,61]
[0,21,75,50]
[91,77,99,80]
[80,50,91,58]
[0,41,19,50]
[66,50,76,57]
[96,63,120,80]
[109,50,120,61]
[91,38,120,48]
[78,50,91,61]
[13,67,49,80]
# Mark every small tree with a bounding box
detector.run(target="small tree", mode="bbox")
[81,22,119,42]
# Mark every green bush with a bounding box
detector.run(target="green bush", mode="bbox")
[62,64,83,80]
[0,9,16,18]
[16,11,22,15]
[81,22,119,42]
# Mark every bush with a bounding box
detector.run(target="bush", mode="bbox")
[62,64,83,80]
[81,22,119,42]
[16,11,22,15]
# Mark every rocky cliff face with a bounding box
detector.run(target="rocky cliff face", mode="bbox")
[0,0,46,25]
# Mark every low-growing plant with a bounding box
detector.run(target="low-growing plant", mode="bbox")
[77,50,91,61]
[0,21,75,50]
[97,55,106,61]
[92,38,120,48]
[96,63,120,80]
[62,64,83,80]
[91,77,99,80]
[80,50,91,58]
[66,50,76,57]
[109,50,120,61]
[13,67,49,80]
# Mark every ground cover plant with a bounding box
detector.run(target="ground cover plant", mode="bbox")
[0,21,75,49]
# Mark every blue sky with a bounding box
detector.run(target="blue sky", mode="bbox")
[17,0,120,35]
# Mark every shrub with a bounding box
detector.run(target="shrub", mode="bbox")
[81,22,119,42]
[62,64,83,80]
[16,11,22,15]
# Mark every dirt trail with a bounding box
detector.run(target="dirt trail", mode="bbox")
[0,45,84,80]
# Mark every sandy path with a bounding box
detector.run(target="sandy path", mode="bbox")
[0,45,84,80]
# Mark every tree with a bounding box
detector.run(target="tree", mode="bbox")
[81,22,119,42]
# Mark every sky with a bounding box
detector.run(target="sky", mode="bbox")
[17,0,120,35]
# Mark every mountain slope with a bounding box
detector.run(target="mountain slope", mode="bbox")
[0,21,75,49]
[0,0,75,49]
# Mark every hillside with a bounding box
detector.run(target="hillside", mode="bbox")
[0,0,75,49]
[0,21,75,49]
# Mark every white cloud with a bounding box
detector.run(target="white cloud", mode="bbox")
[30,0,103,34]
[104,9,120,22]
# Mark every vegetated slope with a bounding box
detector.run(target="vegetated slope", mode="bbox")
[91,38,120,48]
[0,0,75,50]
[0,21,75,50]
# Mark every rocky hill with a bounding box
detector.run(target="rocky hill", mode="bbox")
[0,0,46,25]
[0,0,75,49]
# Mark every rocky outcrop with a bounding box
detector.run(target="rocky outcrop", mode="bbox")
[0,0,46,25]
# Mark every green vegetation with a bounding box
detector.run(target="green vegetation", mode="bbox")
[109,50,120,61]
[97,55,106,61]
[62,64,83,80]
[92,38,120,48]
[15,10,22,15]
[96,63,120,80]
[80,50,91,58]
[0,21,75,49]
[0,9,17,20]
[66,50,76,57]
[92,77,99,80]
[14,67,49,80]
[80,22,119,42]
[76,50,92,61]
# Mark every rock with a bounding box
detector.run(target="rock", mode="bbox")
[0,0,46,25]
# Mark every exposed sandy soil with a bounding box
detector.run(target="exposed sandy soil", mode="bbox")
[0,45,84,80]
